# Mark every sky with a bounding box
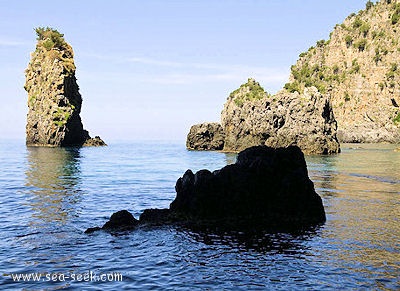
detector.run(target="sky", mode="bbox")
[0,0,369,142]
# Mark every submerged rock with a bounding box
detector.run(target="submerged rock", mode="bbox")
[86,146,326,233]
[186,122,225,150]
[24,27,105,147]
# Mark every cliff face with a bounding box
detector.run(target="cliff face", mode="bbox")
[24,27,105,147]
[221,79,340,154]
[285,0,400,142]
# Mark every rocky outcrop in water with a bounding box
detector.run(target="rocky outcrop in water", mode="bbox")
[284,0,400,142]
[222,80,340,154]
[170,145,326,228]
[187,79,340,154]
[24,27,105,147]
[186,122,225,150]
[86,146,326,233]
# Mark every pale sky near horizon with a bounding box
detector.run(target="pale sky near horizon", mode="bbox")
[0,0,368,142]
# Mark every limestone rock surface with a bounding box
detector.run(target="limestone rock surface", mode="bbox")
[222,81,340,154]
[285,0,400,142]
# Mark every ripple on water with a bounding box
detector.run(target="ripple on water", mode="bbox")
[0,142,399,290]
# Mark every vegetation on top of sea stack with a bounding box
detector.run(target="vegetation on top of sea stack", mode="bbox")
[34,27,76,74]
[229,78,268,107]
[35,27,67,50]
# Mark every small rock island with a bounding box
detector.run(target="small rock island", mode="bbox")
[187,79,340,155]
[24,27,105,147]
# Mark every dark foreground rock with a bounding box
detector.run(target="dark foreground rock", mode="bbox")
[186,122,225,150]
[85,210,138,233]
[171,145,326,228]
[86,146,326,233]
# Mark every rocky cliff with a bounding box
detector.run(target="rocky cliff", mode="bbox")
[187,79,340,154]
[284,0,400,142]
[222,79,340,154]
[24,27,105,147]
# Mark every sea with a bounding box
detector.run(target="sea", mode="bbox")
[0,140,398,290]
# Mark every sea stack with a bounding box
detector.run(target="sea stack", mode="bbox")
[24,27,105,147]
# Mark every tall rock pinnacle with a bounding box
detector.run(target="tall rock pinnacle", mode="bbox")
[24,27,105,147]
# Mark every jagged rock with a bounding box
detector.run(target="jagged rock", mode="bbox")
[83,136,107,147]
[186,122,225,150]
[170,145,326,229]
[221,79,340,154]
[86,146,326,233]
[24,27,105,147]
[285,0,400,143]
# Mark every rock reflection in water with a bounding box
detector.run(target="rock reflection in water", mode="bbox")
[25,147,82,226]
[180,226,321,255]
[307,144,400,288]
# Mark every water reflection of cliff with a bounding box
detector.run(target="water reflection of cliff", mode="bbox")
[310,144,400,281]
[25,147,82,226]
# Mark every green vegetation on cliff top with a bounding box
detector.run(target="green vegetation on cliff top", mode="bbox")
[35,27,67,51]
[34,27,76,74]
[229,78,267,107]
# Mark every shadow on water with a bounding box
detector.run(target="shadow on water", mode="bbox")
[25,147,82,227]
[176,225,323,255]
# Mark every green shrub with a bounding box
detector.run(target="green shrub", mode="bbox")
[374,49,382,64]
[366,1,374,10]
[386,71,395,80]
[316,39,326,47]
[386,64,398,80]
[392,4,400,24]
[394,112,400,124]
[230,79,266,107]
[344,93,351,102]
[284,82,301,93]
[345,35,353,47]
[354,39,367,51]
[360,22,370,37]
[35,27,66,50]
[332,65,340,74]
[349,59,360,74]
[353,17,363,28]
[392,13,400,24]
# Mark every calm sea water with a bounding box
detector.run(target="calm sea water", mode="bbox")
[0,140,399,290]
